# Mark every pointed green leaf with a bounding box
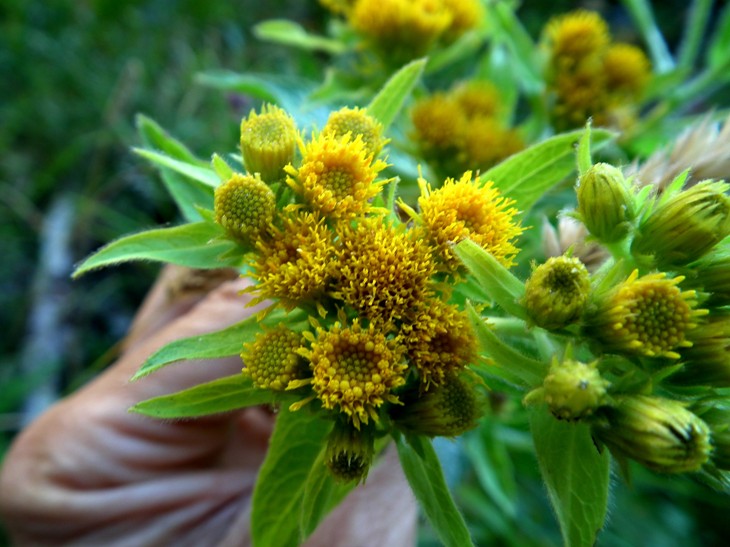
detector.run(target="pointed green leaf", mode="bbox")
[396,435,473,547]
[212,153,235,181]
[454,239,527,319]
[466,303,544,388]
[254,19,347,55]
[136,115,214,221]
[136,114,206,166]
[129,374,276,418]
[367,59,426,130]
[576,122,593,176]
[72,222,241,277]
[480,128,615,215]
[252,408,333,547]
[131,309,288,381]
[300,449,357,537]
[134,148,220,187]
[530,409,610,547]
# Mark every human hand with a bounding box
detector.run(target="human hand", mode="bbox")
[0,267,416,546]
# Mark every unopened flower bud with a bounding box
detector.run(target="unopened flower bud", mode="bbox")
[576,163,635,243]
[392,373,483,437]
[241,326,308,390]
[541,357,609,420]
[632,180,730,267]
[240,104,298,183]
[523,255,591,330]
[698,407,730,471]
[593,395,712,473]
[325,423,375,484]
[214,173,276,243]
[670,315,730,387]
[323,106,385,159]
[683,251,730,307]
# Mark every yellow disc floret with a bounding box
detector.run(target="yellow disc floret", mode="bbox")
[248,212,336,309]
[214,173,275,243]
[242,326,307,390]
[603,43,651,96]
[285,132,388,220]
[300,319,408,428]
[240,104,298,183]
[333,218,436,324]
[401,297,478,388]
[545,10,609,65]
[323,106,386,159]
[416,171,523,272]
[584,270,707,359]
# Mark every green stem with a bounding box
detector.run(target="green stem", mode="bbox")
[678,0,714,72]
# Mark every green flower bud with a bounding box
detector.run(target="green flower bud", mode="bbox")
[214,173,276,243]
[632,180,730,267]
[323,106,386,159]
[670,314,730,387]
[697,407,730,471]
[542,357,609,420]
[240,104,298,183]
[576,163,635,243]
[241,326,308,390]
[683,251,730,307]
[593,395,712,473]
[325,423,375,484]
[523,255,591,330]
[392,373,483,437]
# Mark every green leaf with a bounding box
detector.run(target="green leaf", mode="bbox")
[133,148,220,187]
[211,153,234,181]
[254,19,347,55]
[396,435,473,547]
[707,3,730,69]
[367,58,426,131]
[466,303,544,388]
[621,0,675,73]
[530,409,610,547]
[131,309,288,381]
[129,374,276,418]
[576,122,593,176]
[481,128,615,215]
[426,30,484,74]
[454,239,527,320]
[252,408,333,547]
[300,449,356,537]
[136,115,214,222]
[136,114,206,166]
[72,221,241,277]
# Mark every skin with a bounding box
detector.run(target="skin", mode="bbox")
[0,267,417,546]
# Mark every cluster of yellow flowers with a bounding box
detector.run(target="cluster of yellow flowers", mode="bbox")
[524,162,730,475]
[543,10,651,131]
[320,0,483,66]
[214,103,523,481]
[410,80,524,178]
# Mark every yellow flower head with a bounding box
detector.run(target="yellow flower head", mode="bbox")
[552,66,609,129]
[240,104,298,183]
[452,81,502,119]
[350,0,452,63]
[300,318,408,428]
[401,297,478,388]
[323,106,386,159]
[333,217,436,324]
[285,132,388,220]
[545,10,610,64]
[585,270,707,359]
[440,0,484,40]
[416,171,523,271]
[603,43,651,96]
[411,93,466,153]
[248,211,336,309]
[214,173,275,243]
[461,116,524,170]
[241,326,307,390]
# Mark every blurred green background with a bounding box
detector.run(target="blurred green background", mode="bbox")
[1,0,729,545]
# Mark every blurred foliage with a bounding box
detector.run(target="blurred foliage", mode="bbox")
[3,0,730,545]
